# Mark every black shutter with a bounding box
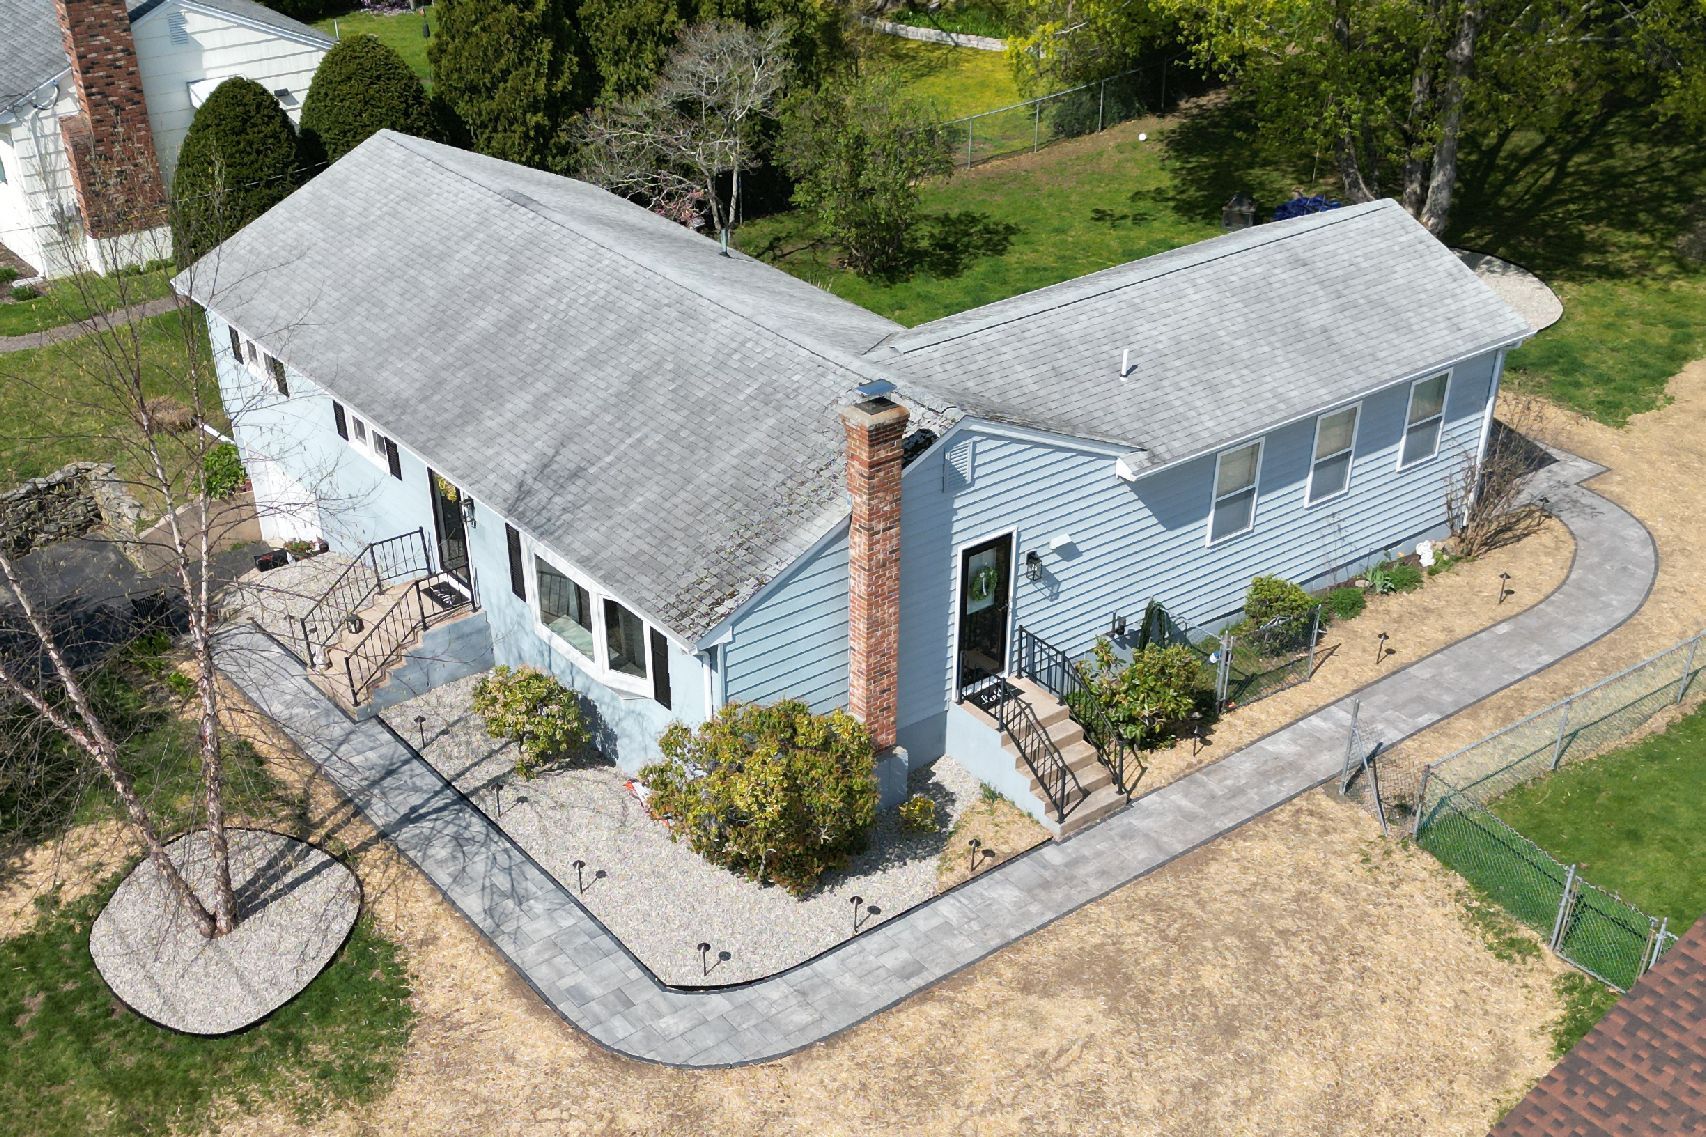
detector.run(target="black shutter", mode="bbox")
[384,438,402,480]
[505,524,526,599]
[227,326,242,358]
[332,401,348,439]
[649,628,672,709]
[267,356,288,396]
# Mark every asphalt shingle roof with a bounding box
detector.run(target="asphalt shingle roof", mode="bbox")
[0,0,329,110]
[177,131,901,642]
[179,137,1530,645]
[874,199,1532,470]
[1492,919,1706,1137]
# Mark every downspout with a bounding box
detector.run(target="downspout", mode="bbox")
[1464,348,1506,520]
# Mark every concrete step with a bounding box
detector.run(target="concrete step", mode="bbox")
[1057,783,1129,839]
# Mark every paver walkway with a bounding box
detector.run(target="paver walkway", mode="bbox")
[0,295,178,354]
[219,452,1654,1068]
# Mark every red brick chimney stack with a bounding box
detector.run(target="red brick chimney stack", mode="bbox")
[840,396,909,753]
[51,0,166,238]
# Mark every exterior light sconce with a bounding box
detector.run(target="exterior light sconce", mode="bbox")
[1110,613,1127,637]
[460,496,476,528]
[1024,550,1043,582]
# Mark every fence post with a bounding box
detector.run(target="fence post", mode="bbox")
[1340,699,1362,794]
[965,120,973,168]
[1098,79,1106,132]
[1160,57,1168,109]
[1032,101,1041,152]
[1411,764,1432,837]
[1677,634,1700,705]
[1549,864,1577,952]
[1216,634,1232,709]
[1646,915,1670,973]
[1307,606,1323,676]
[1548,698,1573,770]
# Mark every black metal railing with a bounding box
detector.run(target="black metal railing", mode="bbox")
[299,529,432,665]
[969,677,1080,822]
[1015,626,1142,796]
[340,570,475,706]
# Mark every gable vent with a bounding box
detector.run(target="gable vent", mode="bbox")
[943,438,975,494]
[167,11,189,43]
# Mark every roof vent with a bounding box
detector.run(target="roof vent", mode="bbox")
[1119,347,1135,380]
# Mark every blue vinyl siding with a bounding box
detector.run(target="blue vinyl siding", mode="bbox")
[895,351,1500,749]
[211,310,705,774]
[721,527,850,714]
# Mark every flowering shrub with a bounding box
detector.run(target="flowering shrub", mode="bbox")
[1272,194,1342,221]
[898,793,938,833]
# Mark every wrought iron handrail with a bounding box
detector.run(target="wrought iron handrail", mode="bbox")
[299,529,432,664]
[971,680,1080,822]
[340,571,474,705]
[1015,625,1142,796]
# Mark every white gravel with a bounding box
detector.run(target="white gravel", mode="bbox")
[390,674,993,985]
[1456,250,1565,333]
[89,828,360,1034]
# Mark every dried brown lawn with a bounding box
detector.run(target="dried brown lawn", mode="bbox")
[11,361,1706,1136]
[935,794,1048,889]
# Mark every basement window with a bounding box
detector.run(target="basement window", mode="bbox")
[1208,439,1262,545]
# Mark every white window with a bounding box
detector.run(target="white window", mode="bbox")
[1400,373,1450,469]
[530,549,663,699]
[1307,404,1359,504]
[1209,440,1262,545]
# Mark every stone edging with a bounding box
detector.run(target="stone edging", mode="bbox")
[856,14,1007,51]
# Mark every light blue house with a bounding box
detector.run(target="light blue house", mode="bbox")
[183,132,1531,836]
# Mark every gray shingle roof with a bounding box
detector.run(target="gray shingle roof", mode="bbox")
[873,200,1532,470]
[177,131,902,643]
[1,0,329,110]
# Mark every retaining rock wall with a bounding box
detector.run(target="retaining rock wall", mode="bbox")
[0,462,138,556]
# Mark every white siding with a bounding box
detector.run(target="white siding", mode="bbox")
[0,85,82,275]
[133,0,328,185]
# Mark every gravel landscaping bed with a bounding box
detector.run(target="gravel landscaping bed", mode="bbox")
[389,674,1023,985]
[89,828,360,1034]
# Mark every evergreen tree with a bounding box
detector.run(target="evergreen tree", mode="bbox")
[428,0,594,172]
[171,77,299,266]
[300,34,438,166]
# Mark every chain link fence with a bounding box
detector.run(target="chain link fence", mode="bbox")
[1346,630,1705,989]
[942,61,1179,168]
[1097,599,1325,715]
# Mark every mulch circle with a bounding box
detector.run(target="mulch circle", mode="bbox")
[89,827,360,1035]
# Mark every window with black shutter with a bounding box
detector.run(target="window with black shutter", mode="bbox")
[649,628,671,708]
[266,355,288,396]
[227,326,242,359]
[333,401,348,439]
[505,524,526,599]
[382,436,402,480]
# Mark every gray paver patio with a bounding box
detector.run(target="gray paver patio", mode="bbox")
[217,450,1654,1067]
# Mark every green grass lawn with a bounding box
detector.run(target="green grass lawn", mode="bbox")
[0,267,173,338]
[855,32,1022,119]
[0,309,223,505]
[1448,106,1706,425]
[314,4,437,88]
[1491,700,1706,936]
[0,640,415,1137]
[739,94,1317,326]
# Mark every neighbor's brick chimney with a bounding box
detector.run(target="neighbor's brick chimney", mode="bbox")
[840,396,909,753]
[51,0,166,238]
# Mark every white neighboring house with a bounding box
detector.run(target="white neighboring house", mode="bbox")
[0,0,331,278]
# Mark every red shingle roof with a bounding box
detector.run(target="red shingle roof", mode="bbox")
[1492,919,1706,1137]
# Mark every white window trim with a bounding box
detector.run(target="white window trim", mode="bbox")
[342,411,393,473]
[1396,369,1454,472]
[529,540,658,699]
[1205,438,1264,547]
[948,526,1019,691]
[1305,401,1362,506]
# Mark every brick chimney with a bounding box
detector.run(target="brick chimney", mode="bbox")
[840,396,909,753]
[51,0,166,238]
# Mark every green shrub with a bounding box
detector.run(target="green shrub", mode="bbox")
[1324,585,1366,621]
[0,266,19,284]
[300,35,438,167]
[898,793,938,833]
[1376,559,1424,592]
[10,284,39,301]
[172,77,301,266]
[1244,575,1315,627]
[471,665,590,779]
[164,670,198,702]
[1074,638,1202,748]
[641,700,877,895]
[201,442,245,499]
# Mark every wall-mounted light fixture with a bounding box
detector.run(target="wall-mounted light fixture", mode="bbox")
[1024,550,1043,582]
[1110,613,1128,637]
[460,496,476,528]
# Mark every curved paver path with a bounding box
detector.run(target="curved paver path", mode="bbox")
[0,296,179,354]
[218,448,1654,1068]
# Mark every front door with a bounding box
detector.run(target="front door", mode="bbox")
[427,469,470,585]
[956,533,1013,698]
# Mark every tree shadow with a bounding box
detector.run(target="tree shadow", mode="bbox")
[912,209,1022,278]
[1153,90,1324,227]
[1447,101,1706,282]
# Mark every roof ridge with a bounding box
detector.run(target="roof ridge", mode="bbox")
[885,199,1397,357]
[374,132,891,385]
